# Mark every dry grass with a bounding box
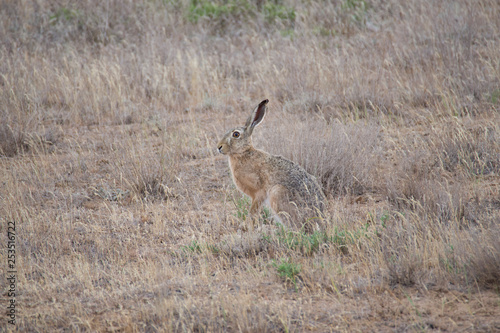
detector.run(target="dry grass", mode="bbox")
[1,0,500,331]
[262,117,381,195]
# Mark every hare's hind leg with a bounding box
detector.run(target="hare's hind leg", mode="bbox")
[269,185,320,232]
[269,185,295,226]
[268,185,286,212]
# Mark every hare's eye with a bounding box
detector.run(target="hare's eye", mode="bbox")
[232,131,240,138]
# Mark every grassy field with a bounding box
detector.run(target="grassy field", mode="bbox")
[1,0,500,331]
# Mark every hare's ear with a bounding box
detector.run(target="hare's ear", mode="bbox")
[244,99,268,134]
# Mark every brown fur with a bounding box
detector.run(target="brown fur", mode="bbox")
[218,99,326,232]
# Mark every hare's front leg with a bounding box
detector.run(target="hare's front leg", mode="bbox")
[243,193,266,231]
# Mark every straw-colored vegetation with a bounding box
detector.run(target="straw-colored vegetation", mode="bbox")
[1,0,499,331]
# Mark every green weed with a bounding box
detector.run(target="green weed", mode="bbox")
[274,225,329,255]
[263,2,295,24]
[270,222,373,255]
[330,223,372,253]
[181,240,202,254]
[181,240,221,255]
[439,244,467,277]
[186,0,295,31]
[187,0,253,23]
[232,195,272,223]
[233,196,250,220]
[49,7,82,25]
[273,257,301,289]
[489,89,500,104]
[341,0,368,25]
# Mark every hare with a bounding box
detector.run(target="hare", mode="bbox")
[217,99,326,232]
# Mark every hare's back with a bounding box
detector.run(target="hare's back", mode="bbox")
[267,154,325,202]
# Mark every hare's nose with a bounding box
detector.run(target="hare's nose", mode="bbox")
[218,145,223,153]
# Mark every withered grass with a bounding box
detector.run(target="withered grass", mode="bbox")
[1,0,499,331]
